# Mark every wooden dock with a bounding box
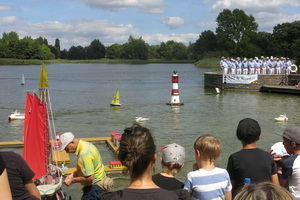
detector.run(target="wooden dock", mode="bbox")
[0,136,123,173]
[260,85,300,95]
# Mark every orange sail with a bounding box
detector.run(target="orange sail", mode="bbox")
[22,92,49,180]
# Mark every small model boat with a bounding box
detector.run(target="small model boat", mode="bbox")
[135,117,150,122]
[8,110,25,121]
[274,114,288,122]
[21,73,25,85]
[110,90,121,106]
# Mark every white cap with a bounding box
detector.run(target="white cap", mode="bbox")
[59,132,75,151]
[270,142,289,157]
[161,143,185,165]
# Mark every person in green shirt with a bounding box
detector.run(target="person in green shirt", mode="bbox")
[59,132,111,200]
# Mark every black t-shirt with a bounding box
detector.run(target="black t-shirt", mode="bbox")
[100,188,191,200]
[0,151,36,200]
[227,148,277,191]
[0,154,6,175]
[152,173,184,190]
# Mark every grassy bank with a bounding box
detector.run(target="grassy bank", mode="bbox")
[0,58,197,65]
[194,57,219,67]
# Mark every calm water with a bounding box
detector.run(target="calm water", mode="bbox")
[1,63,300,197]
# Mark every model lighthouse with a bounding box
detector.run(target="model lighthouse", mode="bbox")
[166,71,184,105]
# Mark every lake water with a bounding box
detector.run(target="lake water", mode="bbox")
[1,63,300,198]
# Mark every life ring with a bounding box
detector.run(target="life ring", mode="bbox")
[289,64,298,73]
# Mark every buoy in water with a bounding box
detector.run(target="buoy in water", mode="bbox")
[166,71,184,105]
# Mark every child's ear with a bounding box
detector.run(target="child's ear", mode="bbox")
[196,150,201,158]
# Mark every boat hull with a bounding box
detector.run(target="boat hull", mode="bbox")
[275,118,288,122]
[8,111,25,121]
[110,103,121,106]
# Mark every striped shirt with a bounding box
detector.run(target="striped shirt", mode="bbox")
[75,139,106,186]
[184,167,232,200]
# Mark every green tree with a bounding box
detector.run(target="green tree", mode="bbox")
[216,8,258,55]
[86,39,105,59]
[106,43,122,59]
[272,21,300,59]
[148,45,160,59]
[54,38,61,59]
[171,42,187,60]
[120,36,148,60]
[68,46,84,60]
[194,30,217,59]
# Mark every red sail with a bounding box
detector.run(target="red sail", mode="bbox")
[23,92,49,180]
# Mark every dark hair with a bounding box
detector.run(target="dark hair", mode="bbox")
[117,124,156,178]
[236,118,261,144]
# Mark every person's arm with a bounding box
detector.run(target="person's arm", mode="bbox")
[225,190,232,200]
[0,169,12,200]
[280,178,288,189]
[24,180,41,200]
[271,173,279,185]
[73,174,94,184]
[64,172,94,186]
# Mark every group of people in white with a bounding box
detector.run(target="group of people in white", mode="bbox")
[220,56,295,75]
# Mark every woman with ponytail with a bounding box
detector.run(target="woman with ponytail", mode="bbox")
[100,124,190,200]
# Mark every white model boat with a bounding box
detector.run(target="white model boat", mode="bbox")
[8,110,25,121]
[274,114,288,122]
[21,73,25,85]
[135,117,150,122]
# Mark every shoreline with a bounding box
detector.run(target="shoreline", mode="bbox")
[0,58,197,65]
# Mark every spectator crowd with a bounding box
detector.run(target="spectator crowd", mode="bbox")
[219,56,295,75]
[1,120,300,200]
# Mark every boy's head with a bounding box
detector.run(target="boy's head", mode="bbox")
[194,134,220,162]
[160,143,185,175]
[282,126,300,154]
[236,118,261,144]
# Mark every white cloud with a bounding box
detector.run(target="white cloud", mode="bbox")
[13,19,138,49]
[211,0,300,12]
[209,0,300,32]
[160,17,185,29]
[0,16,18,24]
[142,33,198,45]
[81,0,164,13]
[0,5,11,11]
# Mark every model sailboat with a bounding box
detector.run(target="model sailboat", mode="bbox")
[22,64,64,198]
[21,73,25,85]
[110,90,121,106]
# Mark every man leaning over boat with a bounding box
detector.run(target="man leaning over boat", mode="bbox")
[59,132,113,200]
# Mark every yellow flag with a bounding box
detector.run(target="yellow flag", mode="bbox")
[38,63,49,88]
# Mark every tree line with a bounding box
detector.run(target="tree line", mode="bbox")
[0,9,300,64]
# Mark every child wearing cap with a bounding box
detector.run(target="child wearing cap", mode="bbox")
[227,118,279,194]
[152,143,185,190]
[184,134,232,200]
[281,126,300,199]
[270,142,290,181]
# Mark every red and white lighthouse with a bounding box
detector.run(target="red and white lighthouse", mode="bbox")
[166,71,184,105]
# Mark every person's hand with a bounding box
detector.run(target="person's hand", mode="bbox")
[63,174,73,186]
[269,150,282,161]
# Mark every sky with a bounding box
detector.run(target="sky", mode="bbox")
[1,0,300,49]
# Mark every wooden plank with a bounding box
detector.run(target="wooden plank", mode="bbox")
[260,85,300,95]
[0,140,23,147]
[0,137,119,167]
[63,165,126,175]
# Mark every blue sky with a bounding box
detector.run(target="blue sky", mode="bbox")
[1,0,300,49]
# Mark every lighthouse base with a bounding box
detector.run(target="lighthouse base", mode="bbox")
[166,102,184,105]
